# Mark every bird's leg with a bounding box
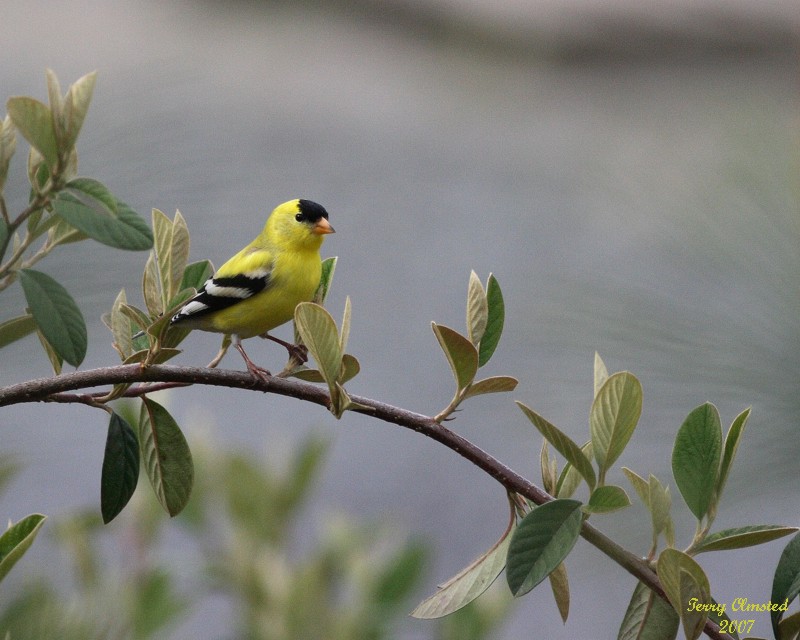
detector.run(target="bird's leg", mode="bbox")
[233,335,271,382]
[207,335,231,369]
[259,332,308,364]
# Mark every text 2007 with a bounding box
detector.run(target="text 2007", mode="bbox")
[719,619,755,634]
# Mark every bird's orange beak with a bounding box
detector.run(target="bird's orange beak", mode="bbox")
[313,218,335,235]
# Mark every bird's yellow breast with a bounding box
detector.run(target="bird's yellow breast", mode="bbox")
[204,248,322,339]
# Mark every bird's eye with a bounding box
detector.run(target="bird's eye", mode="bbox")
[295,213,304,222]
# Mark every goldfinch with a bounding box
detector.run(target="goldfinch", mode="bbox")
[171,199,334,377]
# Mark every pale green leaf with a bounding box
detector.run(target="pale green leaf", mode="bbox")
[101,412,140,523]
[0,115,16,191]
[466,269,488,346]
[671,403,722,521]
[110,288,133,359]
[45,69,64,144]
[622,467,650,508]
[517,402,596,491]
[548,562,570,623]
[506,499,583,597]
[693,525,798,554]
[590,371,643,478]
[0,314,36,349]
[35,328,62,374]
[461,375,518,400]
[142,252,162,317]
[294,302,342,390]
[0,514,47,583]
[716,407,750,504]
[313,256,337,305]
[139,398,193,517]
[168,211,190,302]
[649,475,673,540]
[62,70,96,149]
[584,485,631,514]
[411,506,514,618]
[478,273,504,367]
[541,441,557,496]
[340,295,351,354]
[617,580,680,640]
[656,549,710,640]
[432,322,478,391]
[593,351,609,399]
[19,268,86,367]
[7,96,58,169]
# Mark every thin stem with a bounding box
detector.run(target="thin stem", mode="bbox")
[0,364,733,640]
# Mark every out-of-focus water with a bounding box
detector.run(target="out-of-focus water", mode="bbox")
[1,1,797,638]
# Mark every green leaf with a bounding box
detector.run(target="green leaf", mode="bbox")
[716,407,750,504]
[139,398,194,517]
[54,183,152,250]
[779,611,800,640]
[590,371,643,479]
[617,580,680,640]
[339,353,360,384]
[0,514,47,583]
[0,314,37,349]
[7,96,58,170]
[771,532,800,637]
[657,549,710,640]
[585,484,631,514]
[671,403,722,521]
[556,441,592,499]
[478,273,504,367]
[62,71,96,149]
[549,562,570,623]
[506,499,583,597]
[432,323,478,391]
[179,260,213,292]
[517,402,596,491]
[19,268,86,367]
[101,412,140,523]
[411,506,514,618]
[693,525,798,554]
[462,375,518,400]
[313,255,337,304]
[294,302,343,390]
[0,115,16,191]
[466,270,488,346]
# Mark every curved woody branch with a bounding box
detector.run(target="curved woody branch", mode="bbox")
[0,364,732,640]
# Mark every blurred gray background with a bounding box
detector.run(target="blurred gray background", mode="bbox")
[1,0,797,637]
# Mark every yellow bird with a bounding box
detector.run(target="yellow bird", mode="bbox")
[170,199,334,377]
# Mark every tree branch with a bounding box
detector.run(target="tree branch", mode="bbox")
[0,364,732,640]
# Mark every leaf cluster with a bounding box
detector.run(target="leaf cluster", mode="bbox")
[0,71,152,370]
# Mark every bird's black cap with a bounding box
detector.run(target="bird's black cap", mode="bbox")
[297,199,329,222]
